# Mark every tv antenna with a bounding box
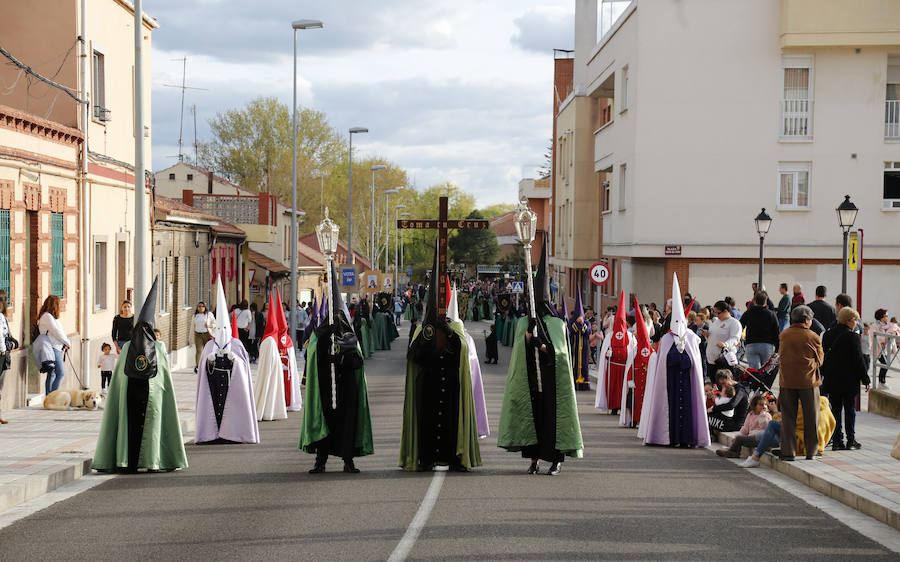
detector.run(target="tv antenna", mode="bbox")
[163,57,207,161]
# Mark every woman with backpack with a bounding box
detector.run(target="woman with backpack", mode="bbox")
[32,295,70,395]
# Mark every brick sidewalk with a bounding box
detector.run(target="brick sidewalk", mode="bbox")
[0,367,199,513]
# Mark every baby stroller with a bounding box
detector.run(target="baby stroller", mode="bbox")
[736,352,779,394]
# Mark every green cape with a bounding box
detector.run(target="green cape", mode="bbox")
[358,317,373,358]
[298,331,374,456]
[92,342,188,471]
[399,321,482,471]
[497,316,583,458]
[372,311,392,351]
[501,315,517,347]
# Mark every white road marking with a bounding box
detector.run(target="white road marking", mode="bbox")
[0,473,116,531]
[387,468,447,562]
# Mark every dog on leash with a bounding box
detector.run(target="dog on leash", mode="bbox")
[43,389,102,410]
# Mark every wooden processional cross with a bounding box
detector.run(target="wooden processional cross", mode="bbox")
[397,196,489,318]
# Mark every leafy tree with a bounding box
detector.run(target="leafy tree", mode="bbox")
[480,203,516,218]
[449,209,499,271]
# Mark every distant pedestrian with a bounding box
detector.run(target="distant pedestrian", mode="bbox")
[236,299,252,351]
[394,294,403,326]
[808,285,837,329]
[741,291,780,369]
[111,300,134,353]
[873,308,897,388]
[778,305,823,461]
[791,283,805,308]
[192,301,214,373]
[821,307,869,451]
[0,290,15,424]
[33,295,70,395]
[296,301,309,347]
[97,342,116,395]
[777,283,791,332]
[484,323,498,364]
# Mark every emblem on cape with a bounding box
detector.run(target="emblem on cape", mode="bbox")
[422,324,435,341]
[378,293,391,312]
[641,347,651,358]
[134,355,148,371]
[615,331,624,340]
[280,335,287,346]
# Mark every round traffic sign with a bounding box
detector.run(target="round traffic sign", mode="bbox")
[589,262,610,286]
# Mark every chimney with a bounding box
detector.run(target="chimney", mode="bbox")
[207,169,214,194]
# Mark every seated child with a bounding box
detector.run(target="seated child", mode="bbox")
[717,394,771,458]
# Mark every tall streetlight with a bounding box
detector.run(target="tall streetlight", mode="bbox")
[837,194,859,293]
[754,208,772,292]
[370,164,386,268]
[394,203,407,292]
[347,126,368,266]
[383,188,399,270]
[399,212,410,285]
[312,169,328,215]
[290,18,323,345]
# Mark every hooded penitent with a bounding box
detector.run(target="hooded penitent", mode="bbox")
[641,274,710,448]
[92,277,188,472]
[194,278,259,444]
[620,296,656,428]
[570,285,591,391]
[253,289,289,421]
[300,261,374,461]
[596,291,635,411]
[399,239,482,471]
[275,288,301,412]
[448,284,490,439]
[498,238,583,464]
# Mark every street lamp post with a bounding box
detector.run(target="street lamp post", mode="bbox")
[347,127,368,266]
[383,188,399,271]
[315,207,340,408]
[290,18,323,345]
[754,208,772,292]
[399,212,410,284]
[370,164,386,269]
[514,198,542,393]
[312,169,328,215]
[837,194,859,294]
[394,204,406,292]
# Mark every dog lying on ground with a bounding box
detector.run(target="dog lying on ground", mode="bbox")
[43,389,102,410]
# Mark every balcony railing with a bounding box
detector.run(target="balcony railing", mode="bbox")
[886,100,900,139]
[781,99,811,137]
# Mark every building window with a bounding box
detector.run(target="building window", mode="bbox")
[94,241,107,310]
[197,256,205,306]
[168,172,175,180]
[0,210,9,300]
[781,56,813,138]
[51,213,64,296]
[618,163,627,211]
[621,65,629,111]
[183,256,191,306]
[92,50,106,119]
[883,162,900,209]
[159,258,169,313]
[885,56,900,139]
[778,162,810,209]
[600,167,611,213]
[187,173,194,181]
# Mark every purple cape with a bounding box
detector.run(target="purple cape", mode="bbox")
[640,330,710,447]
[195,338,260,444]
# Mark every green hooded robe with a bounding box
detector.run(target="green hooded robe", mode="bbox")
[358,317,373,358]
[399,321,482,471]
[299,332,374,456]
[498,316,583,458]
[92,342,188,471]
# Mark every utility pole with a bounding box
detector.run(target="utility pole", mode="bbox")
[134,0,148,307]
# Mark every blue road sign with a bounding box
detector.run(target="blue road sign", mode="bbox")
[511,281,524,294]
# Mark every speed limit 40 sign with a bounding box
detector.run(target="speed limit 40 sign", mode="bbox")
[590,262,610,286]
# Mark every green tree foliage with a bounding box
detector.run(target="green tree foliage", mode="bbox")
[480,203,516,218]
[448,209,499,270]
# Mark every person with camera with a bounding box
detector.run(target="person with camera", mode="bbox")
[0,290,18,424]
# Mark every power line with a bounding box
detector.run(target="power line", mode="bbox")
[0,44,87,105]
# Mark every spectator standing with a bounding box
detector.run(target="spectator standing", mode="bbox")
[776,283,791,332]
[746,283,775,311]
[741,291,780,369]
[725,296,741,321]
[861,323,872,372]
[808,285,837,329]
[296,301,309,346]
[791,284,806,308]
[111,300,134,353]
[96,342,116,395]
[821,308,869,451]
[704,301,742,377]
[873,308,895,388]
[0,290,14,424]
[34,295,70,395]
[394,294,403,326]
[778,306,823,461]
[192,302,214,373]
[236,299,252,352]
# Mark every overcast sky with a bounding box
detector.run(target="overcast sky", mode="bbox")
[149,1,574,207]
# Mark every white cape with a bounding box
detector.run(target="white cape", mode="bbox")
[254,336,288,421]
[594,330,635,410]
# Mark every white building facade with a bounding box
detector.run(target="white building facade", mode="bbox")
[566,0,900,318]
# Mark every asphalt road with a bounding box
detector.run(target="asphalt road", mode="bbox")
[0,320,894,561]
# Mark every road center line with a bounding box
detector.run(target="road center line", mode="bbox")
[387,469,446,562]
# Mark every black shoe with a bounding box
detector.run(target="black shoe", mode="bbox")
[847,440,862,450]
[770,448,782,457]
[547,462,561,476]
[194,366,198,374]
[343,461,360,473]
[449,464,469,472]
[309,464,326,474]
[832,440,846,451]
[527,462,539,475]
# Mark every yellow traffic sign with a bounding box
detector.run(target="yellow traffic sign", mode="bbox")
[848,232,858,271]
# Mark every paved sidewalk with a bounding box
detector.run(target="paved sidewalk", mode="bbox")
[0,367,199,513]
